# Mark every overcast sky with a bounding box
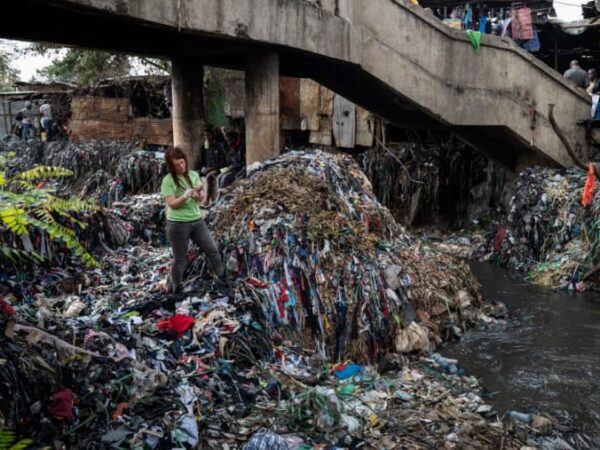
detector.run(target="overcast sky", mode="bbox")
[0,1,589,82]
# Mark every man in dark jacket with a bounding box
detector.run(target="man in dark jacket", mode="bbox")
[202,128,227,173]
[564,60,587,88]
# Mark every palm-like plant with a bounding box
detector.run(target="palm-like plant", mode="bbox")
[0,153,98,267]
[0,427,32,450]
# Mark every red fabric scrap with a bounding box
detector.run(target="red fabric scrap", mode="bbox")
[277,281,288,319]
[156,314,194,337]
[494,225,506,252]
[582,162,596,207]
[332,362,347,372]
[0,299,15,316]
[246,278,268,289]
[48,387,75,419]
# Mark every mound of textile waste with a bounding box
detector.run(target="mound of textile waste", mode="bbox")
[0,140,166,276]
[1,139,166,205]
[206,151,482,362]
[485,166,600,290]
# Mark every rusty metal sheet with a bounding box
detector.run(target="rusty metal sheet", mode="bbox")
[280,77,301,130]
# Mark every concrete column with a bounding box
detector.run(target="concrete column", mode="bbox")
[171,57,204,168]
[245,50,280,165]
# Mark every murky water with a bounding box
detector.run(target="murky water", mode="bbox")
[443,263,600,449]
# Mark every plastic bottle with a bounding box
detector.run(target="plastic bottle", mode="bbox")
[432,353,458,374]
[506,410,531,423]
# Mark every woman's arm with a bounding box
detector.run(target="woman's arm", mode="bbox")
[165,190,194,209]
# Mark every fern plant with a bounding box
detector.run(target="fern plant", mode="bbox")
[0,162,99,268]
[0,427,32,450]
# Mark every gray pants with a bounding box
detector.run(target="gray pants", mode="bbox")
[166,219,224,289]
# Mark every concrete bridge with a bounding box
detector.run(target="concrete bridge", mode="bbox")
[2,0,591,169]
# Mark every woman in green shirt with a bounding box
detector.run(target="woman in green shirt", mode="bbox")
[161,146,224,293]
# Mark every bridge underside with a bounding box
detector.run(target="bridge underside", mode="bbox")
[1,0,590,170]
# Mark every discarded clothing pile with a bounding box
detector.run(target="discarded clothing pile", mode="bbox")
[486,166,600,290]
[109,194,167,246]
[359,141,506,229]
[202,150,482,362]
[0,139,166,205]
[2,279,538,450]
[0,161,164,278]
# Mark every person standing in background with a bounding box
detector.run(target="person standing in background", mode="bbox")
[19,101,36,141]
[39,100,54,141]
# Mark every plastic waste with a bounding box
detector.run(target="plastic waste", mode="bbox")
[506,410,531,423]
[242,430,292,450]
[432,353,459,374]
[395,390,415,402]
[334,363,363,380]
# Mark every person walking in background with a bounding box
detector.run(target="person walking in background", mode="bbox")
[198,127,228,203]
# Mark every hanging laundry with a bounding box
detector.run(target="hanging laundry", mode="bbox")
[463,5,473,29]
[478,15,487,33]
[511,6,533,40]
[522,27,540,52]
[467,30,482,52]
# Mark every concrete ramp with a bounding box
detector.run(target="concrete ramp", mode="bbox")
[2,0,591,168]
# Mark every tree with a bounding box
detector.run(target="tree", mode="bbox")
[37,48,131,85]
[0,49,18,91]
[24,44,171,85]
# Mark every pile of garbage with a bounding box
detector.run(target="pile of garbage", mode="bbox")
[207,151,483,360]
[1,139,166,205]
[485,166,600,290]
[0,150,562,448]
[0,140,167,275]
[359,140,506,229]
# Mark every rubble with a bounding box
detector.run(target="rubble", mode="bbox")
[0,149,564,448]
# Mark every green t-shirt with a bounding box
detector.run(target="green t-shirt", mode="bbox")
[160,171,202,222]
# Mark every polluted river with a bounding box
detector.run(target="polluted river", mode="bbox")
[443,262,600,449]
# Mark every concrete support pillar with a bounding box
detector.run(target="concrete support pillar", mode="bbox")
[245,50,280,165]
[171,57,204,168]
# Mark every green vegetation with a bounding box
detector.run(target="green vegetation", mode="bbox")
[0,428,32,450]
[0,153,98,267]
